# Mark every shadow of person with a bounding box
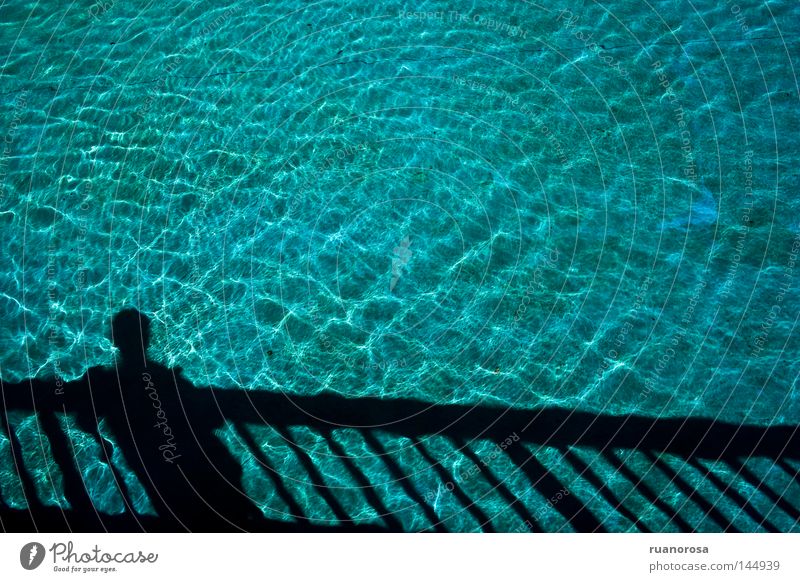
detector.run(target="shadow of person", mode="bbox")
[75,308,262,531]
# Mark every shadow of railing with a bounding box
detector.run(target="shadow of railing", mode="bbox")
[3,382,799,532]
[1,310,798,532]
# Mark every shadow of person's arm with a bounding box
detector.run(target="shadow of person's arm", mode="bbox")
[1,377,67,412]
[1,371,99,418]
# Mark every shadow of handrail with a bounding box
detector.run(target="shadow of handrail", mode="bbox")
[206,390,800,461]
[1,309,798,532]
[4,377,798,532]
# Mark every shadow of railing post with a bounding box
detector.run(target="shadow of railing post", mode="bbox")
[319,428,404,531]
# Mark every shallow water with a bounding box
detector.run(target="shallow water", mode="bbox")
[1,0,798,531]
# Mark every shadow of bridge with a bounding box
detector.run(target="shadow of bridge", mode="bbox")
[1,310,798,532]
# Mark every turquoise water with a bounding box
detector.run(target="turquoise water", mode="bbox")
[1,0,799,531]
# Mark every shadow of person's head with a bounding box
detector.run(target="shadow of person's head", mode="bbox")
[111,308,151,366]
